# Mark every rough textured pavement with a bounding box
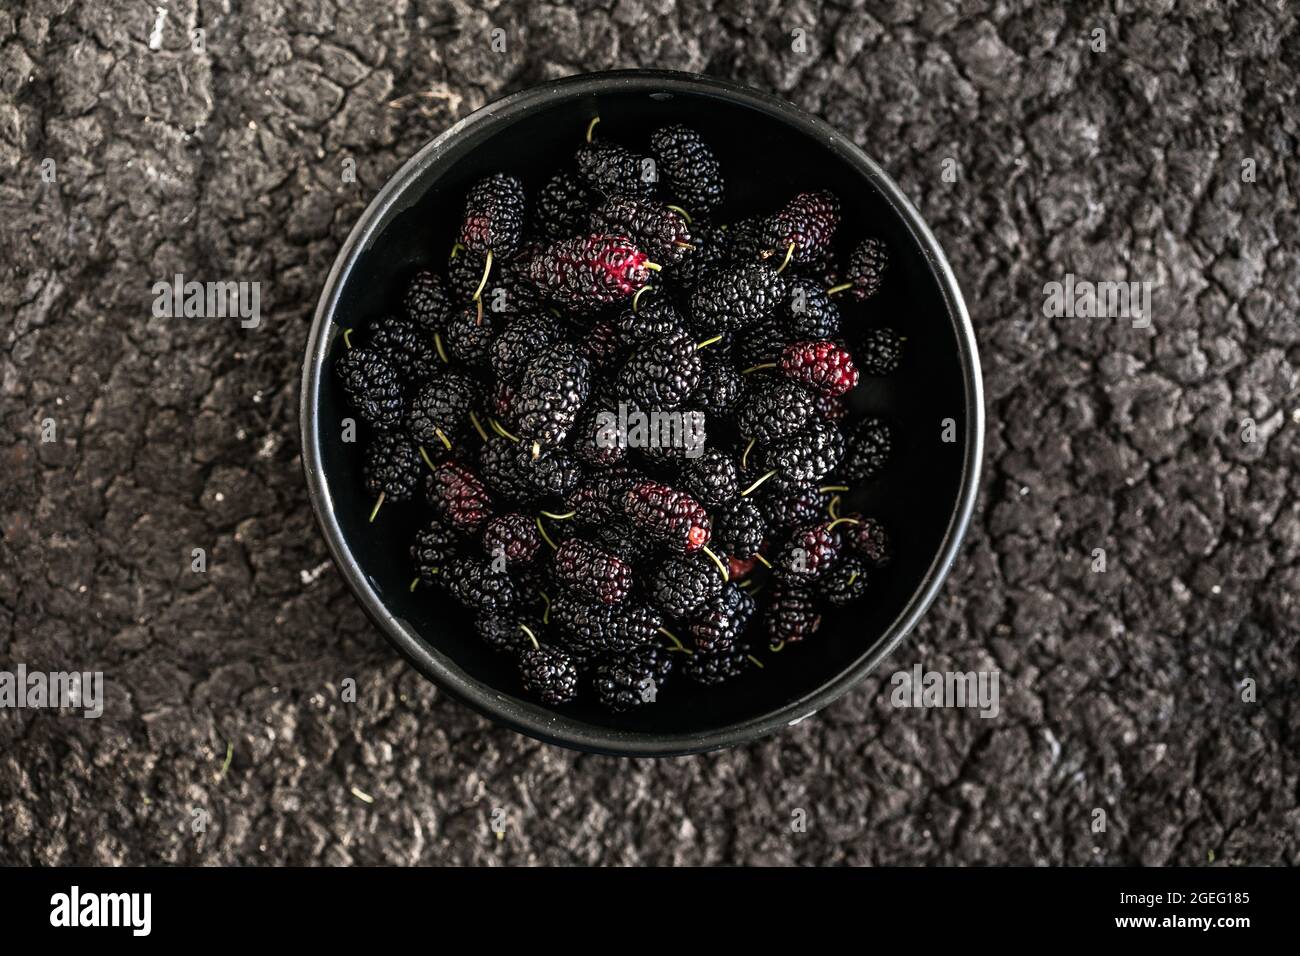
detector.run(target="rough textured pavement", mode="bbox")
[2,0,1297,866]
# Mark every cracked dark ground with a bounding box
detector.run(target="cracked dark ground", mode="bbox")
[1,0,1298,866]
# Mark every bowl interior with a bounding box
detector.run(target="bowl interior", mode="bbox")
[309,77,974,751]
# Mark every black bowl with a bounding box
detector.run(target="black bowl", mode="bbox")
[301,69,984,756]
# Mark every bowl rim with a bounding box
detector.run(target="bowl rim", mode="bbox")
[300,68,985,757]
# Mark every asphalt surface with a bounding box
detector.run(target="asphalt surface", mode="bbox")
[1,0,1297,865]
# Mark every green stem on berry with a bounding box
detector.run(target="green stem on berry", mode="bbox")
[700,544,730,581]
[695,334,724,350]
[468,411,489,442]
[419,445,438,473]
[449,242,465,260]
[631,285,653,313]
[774,242,796,275]
[535,516,558,551]
[754,553,772,569]
[665,204,693,225]
[434,331,449,364]
[738,578,755,589]
[539,589,551,625]
[826,281,853,296]
[368,493,385,523]
[819,484,850,493]
[741,437,756,470]
[434,426,453,451]
[585,116,600,143]
[643,261,662,272]
[741,362,777,375]
[747,654,766,669]
[825,516,862,532]
[343,327,354,349]
[657,627,692,654]
[674,241,696,251]
[519,623,540,651]
[539,509,576,520]
[409,576,421,592]
[739,469,778,497]
[471,249,493,303]
[489,417,520,442]
[846,570,860,588]
[827,494,841,520]
[768,641,784,654]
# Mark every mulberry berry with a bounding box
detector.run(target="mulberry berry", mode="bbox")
[490,312,563,384]
[575,141,655,199]
[519,644,579,705]
[755,479,826,533]
[368,315,438,383]
[515,343,591,448]
[476,613,540,656]
[622,480,711,552]
[480,513,543,567]
[774,523,841,582]
[712,498,766,557]
[780,340,859,397]
[735,317,791,368]
[617,295,683,344]
[536,170,592,240]
[336,347,404,429]
[648,124,724,215]
[820,555,869,606]
[694,360,742,413]
[760,418,845,484]
[839,237,887,300]
[443,559,515,613]
[735,377,816,444]
[680,449,739,507]
[684,647,750,686]
[566,469,637,527]
[846,515,891,566]
[589,197,691,264]
[857,326,904,375]
[458,173,526,256]
[527,234,652,311]
[766,582,822,644]
[443,302,498,365]
[363,431,423,503]
[762,190,840,263]
[426,461,494,532]
[686,584,756,652]
[783,278,842,340]
[593,645,674,711]
[411,520,457,584]
[403,270,450,330]
[840,417,892,482]
[551,594,663,656]
[689,261,786,332]
[617,327,701,408]
[650,552,724,618]
[569,398,629,468]
[555,538,633,604]
[406,371,478,446]
[480,436,581,504]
